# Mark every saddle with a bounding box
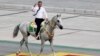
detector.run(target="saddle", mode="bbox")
[29,21,37,32]
[28,21,45,32]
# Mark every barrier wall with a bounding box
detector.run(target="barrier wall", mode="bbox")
[0,4,100,16]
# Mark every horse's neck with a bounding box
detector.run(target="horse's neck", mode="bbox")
[46,20,56,33]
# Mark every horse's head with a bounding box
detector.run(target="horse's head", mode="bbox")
[52,14,63,29]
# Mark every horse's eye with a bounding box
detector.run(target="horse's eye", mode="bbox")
[57,20,60,22]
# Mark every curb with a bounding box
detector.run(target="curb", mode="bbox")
[0,40,100,52]
[0,4,100,16]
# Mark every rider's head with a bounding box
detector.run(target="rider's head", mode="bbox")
[38,1,42,7]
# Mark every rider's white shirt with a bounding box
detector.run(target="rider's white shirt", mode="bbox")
[32,5,48,19]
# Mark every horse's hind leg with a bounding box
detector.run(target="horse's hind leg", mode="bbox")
[16,38,25,55]
[49,39,56,56]
[25,37,32,56]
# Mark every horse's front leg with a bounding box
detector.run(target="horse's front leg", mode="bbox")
[49,39,56,56]
[38,40,45,56]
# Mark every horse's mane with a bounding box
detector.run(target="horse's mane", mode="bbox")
[51,15,57,21]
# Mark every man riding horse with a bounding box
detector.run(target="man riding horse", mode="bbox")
[13,1,63,56]
[32,1,48,40]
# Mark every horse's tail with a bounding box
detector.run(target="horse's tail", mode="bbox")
[13,24,20,38]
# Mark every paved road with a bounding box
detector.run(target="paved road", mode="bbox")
[0,0,100,56]
[0,0,100,10]
[0,9,100,49]
[0,10,100,56]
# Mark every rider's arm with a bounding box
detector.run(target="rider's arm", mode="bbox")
[32,3,37,12]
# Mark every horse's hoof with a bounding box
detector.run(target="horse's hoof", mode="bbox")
[37,54,40,56]
[28,52,32,56]
[16,51,21,56]
[29,54,32,56]
[16,53,19,56]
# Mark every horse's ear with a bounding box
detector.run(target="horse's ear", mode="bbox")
[57,14,59,17]
[57,14,61,17]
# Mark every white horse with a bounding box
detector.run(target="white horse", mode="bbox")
[13,14,63,56]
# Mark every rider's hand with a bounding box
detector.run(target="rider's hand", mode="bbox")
[34,3,37,7]
[45,18,48,21]
[45,18,49,24]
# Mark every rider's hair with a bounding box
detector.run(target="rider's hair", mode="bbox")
[38,1,42,3]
